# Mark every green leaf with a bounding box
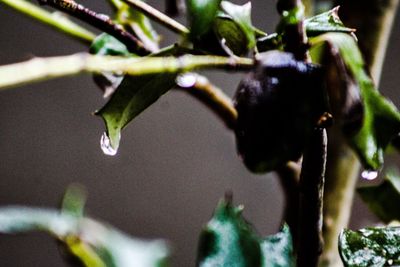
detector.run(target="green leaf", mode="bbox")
[197,199,295,267]
[116,3,160,52]
[90,33,131,98]
[310,33,400,170]
[358,172,400,223]
[61,184,87,218]
[339,227,400,267]
[0,206,169,267]
[217,1,256,52]
[90,33,130,56]
[96,74,176,154]
[186,0,222,39]
[261,224,295,267]
[305,7,355,36]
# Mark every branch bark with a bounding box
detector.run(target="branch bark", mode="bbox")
[176,74,237,129]
[38,0,150,55]
[297,128,327,267]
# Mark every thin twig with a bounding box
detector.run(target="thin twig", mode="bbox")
[297,128,327,267]
[38,0,150,55]
[0,53,253,90]
[176,73,237,129]
[0,0,95,43]
[122,0,189,35]
[276,161,301,245]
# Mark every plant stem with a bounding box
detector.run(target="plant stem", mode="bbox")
[277,0,308,60]
[38,0,150,55]
[176,74,237,129]
[122,0,189,35]
[0,53,253,90]
[320,0,400,266]
[276,162,300,245]
[0,0,95,44]
[297,128,327,267]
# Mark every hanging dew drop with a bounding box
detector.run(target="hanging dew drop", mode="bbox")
[100,132,118,156]
[361,170,379,180]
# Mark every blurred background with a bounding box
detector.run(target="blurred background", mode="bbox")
[0,1,399,266]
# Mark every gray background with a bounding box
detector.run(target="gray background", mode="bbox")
[0,1,399,266]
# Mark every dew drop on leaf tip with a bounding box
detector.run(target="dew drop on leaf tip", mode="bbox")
[361,170,379,180]
[100,132,118,156]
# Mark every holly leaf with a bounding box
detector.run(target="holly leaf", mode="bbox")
[218,1,256,52]
[310,33,400,170]
[197,199,295,267]
[261,224,295,267]
[116,3,160,53]
[339,227,400,267]
[90,33,131,98]
[305,7,355,36]
[186,0,222,40]
[358,172,400,223]
[96,73,176,155]
[0,207,169,267]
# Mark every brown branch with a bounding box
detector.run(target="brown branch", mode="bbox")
[38,0,150,55]
[176,73,237,129]
[297,128,327,267]
[276,161,301,245]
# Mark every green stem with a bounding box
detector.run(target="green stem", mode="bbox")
[0,54,253,90]
[0,0,95,44]
[122,0,189,35]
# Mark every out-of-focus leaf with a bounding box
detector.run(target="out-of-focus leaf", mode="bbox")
[261,224,295,267]
[310,33,400,170]
[116,3,160,52]
[217,1,255,52]
[0,206,169,267]
[96,74,176,154]
[61,184,87,218]
[305,7,355,36]
[358,172,400,223]
[90,33,131,98]
[186,0,222,40]
[196,199,295,267]
[339,227,400,267]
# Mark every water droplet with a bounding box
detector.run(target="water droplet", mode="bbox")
[176,73,197,88]
[100,132,118,156]
[361,170,379,180]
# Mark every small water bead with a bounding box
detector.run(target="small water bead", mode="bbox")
[176,73,197,88]
[361,170,379,180]
[100,132,118,156]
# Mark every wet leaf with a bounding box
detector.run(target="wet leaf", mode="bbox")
[96,74,176,154]
[0,206,169,267]
[305,7,355,36]
[261,224,295,267]
[186,0,222,40]
[90,33,131,98]
[310,33,400,170]
[197,199,295,267]
[339,227,400,267]
[358,172,400,223]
